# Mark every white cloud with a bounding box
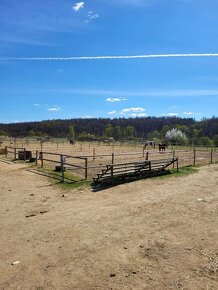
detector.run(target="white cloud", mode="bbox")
[129,113,148,117]
[165,113,179,117]
[106,97,126,102]
[5,53,218,62]
[183,111,201,115]
[33,103,40,106]
[108,110,116,115]
[120,107,145,114]
[73,2,85,11]
[86,11,99,22]
[47,105,61,111]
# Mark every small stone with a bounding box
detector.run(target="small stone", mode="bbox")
[39,210,48,214]
[197,198,206,202]
[124,246,128,249]
[62,194,65,197]
[132,271,137,274]
[11,261,20,265]
[110,273,116,277]
[25,214,36,218]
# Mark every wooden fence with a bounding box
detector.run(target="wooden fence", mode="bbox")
[2,146,218,183]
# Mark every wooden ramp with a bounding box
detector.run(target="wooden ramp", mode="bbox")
[93,158,178,186]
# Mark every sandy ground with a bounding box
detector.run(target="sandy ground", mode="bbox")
[0,160,217,290]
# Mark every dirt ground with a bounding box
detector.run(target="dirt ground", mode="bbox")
[0,160,217,290]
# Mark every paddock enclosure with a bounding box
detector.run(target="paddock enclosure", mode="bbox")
[1,137,218,181]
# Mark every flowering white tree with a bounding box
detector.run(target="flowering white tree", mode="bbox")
[165,128,187,144]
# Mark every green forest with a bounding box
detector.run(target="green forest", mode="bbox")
[0,116,217,146]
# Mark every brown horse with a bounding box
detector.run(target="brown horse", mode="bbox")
[69,138,74,145]
[103,139,111,145]
[143,141,156,150]
[158,143,167,152]
[103,137,114,145]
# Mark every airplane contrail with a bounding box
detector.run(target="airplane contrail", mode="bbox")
[1,53,218,61]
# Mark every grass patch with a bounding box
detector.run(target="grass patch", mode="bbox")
[140,166,199,183]
[164,165,198,178]
[37,166,92,190]
[60,179,92,190]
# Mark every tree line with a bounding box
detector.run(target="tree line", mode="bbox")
[0,116,217,146]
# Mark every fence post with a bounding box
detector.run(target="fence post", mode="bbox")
[5,146,8,157]
[35,150,38,165]
[85,158,88,180]
[40,152,44,168]
[112,153,115,164]
[143,147,145,158]
[176,158,179,172]
[210,148,213,164]
[111,165,114,185]
[146,151,149,160]
[14,148,16,160]
[60,155,65,183]
[173,150,175,168]
[193,149,196,166]
[24,148,26,162]
[93,148,95,161]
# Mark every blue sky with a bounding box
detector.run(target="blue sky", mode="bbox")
[0,0,218,123]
